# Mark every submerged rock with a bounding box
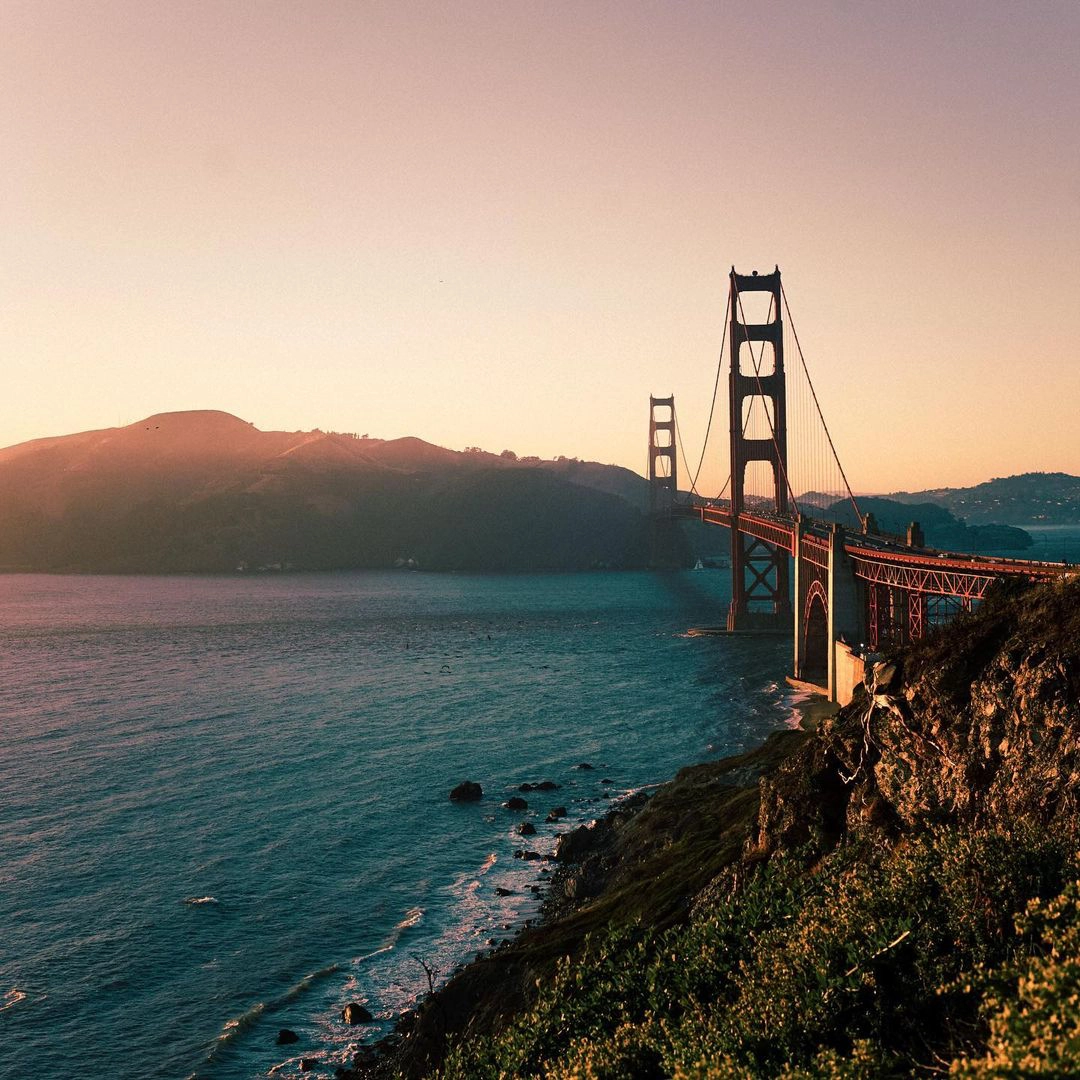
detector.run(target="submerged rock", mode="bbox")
[518,821,537,836]
[546,806,568,822]
[575,762,595,770]
[342,1002,373,1024]
[449,781,483,802]
[504,796,528,810]
[276,1028,300,1045]
[536,780,560,791]
[495,886,514,896]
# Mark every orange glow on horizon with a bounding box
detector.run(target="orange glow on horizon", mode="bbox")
[3,1,1079,494]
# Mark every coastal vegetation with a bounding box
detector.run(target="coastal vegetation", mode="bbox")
[357,576,1080,1078]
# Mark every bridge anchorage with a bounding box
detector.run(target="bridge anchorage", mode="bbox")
[649,265,1070,704]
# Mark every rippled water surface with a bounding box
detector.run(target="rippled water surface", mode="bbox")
[0,570,793,1079]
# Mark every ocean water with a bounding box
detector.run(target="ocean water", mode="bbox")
[0,570,794,1080]
[1018,524,1080,564]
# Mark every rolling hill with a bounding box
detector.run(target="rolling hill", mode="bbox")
[0,411,665,573]
[889,472,1080,525]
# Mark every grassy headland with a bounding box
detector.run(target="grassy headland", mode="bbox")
[350,575,1080,1078]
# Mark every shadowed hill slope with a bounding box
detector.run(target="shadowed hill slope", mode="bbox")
[0,411,664,572]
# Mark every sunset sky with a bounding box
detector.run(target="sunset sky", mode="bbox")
[4,0,1078,494]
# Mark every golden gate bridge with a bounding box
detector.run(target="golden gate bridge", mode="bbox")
[648,267,1068,704]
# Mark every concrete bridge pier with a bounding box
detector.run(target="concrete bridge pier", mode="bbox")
[793,522,864,703]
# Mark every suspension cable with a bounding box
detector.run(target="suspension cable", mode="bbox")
[672,286,732,499]
[690,294,731,493]
[673,407,695,495]
[780,282,861,523]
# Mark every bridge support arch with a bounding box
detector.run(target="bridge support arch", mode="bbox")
[793,522,864,701]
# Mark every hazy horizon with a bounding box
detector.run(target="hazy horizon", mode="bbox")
[5,1,1079,493]
[4,404,1074,498]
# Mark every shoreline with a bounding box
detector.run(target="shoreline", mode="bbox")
[318,689,819,1079]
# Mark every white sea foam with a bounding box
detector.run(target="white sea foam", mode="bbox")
[205,963,341,1061]
[209,1000,266,1057]
[183,895,219,906]
[396,905,424,931]
[0,989,26,1012]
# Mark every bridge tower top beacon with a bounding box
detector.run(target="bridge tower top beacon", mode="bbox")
[648,395,678,515]
[727,266,792,630]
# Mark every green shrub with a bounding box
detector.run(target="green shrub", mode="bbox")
[437,826,1075,1079]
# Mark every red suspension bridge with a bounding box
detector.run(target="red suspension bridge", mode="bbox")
[649,267,1068,703]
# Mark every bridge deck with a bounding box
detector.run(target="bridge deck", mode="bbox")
[676,502,1067,597]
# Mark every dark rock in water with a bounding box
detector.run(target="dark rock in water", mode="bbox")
[600,778,614,785]
[495,886,514,896]
[522,850,542,861]
[342,1002,373,1024]
[504,796,528,810]
[518,782,535,792]
[518,821,537,836]
[536,780,559,791]
[449,781,483,802]
[575,762,595,770]
[546,805,568,822]
[276,1028,300,1045]
[299,1059,317,1073]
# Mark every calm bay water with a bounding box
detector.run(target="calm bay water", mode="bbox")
[0,570,793,1080]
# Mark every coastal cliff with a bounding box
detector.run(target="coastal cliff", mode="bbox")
[350,575,1080,1078]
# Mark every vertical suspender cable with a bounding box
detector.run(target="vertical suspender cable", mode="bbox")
[781,283,861,523]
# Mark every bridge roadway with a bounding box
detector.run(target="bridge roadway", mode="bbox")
[677,500,1068,603]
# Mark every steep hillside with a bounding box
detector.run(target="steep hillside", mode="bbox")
[0,411,661,573]
[352,576,1080,1079]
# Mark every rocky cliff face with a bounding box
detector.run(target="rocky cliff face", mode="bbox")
[756,577,1080,855]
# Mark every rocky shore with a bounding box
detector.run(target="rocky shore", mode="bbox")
[329,575,1080,1078]
[332,733,812,1078]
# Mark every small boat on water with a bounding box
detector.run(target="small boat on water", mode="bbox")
[692,558,705,571]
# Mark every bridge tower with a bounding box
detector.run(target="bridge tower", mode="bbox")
[728,267,792,631]
[648,395,678,515]
[646,395,684,567]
